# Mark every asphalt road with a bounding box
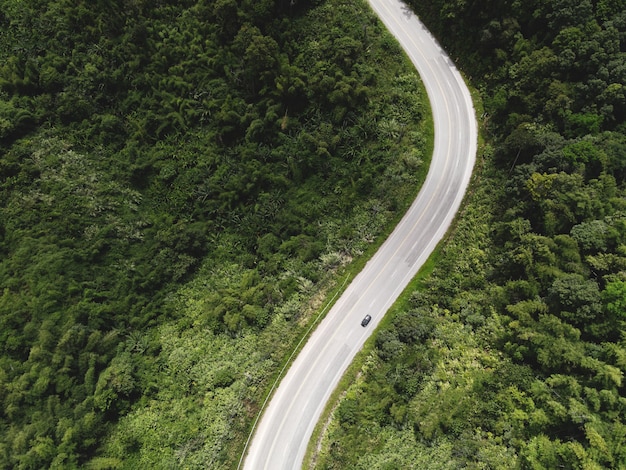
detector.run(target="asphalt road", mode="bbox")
[242,1,477,468]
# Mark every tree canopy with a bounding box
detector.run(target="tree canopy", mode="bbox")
[313,0,626,468]
[0,0,431,467]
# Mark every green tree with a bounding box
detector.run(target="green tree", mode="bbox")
[548,273,602,326]
[602,280,626,320]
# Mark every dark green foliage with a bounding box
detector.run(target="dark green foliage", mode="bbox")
[409,0,626,139]
[316,1,626,468]
[0,0,429,466]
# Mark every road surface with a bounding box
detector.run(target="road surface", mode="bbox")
[242,0,477,468]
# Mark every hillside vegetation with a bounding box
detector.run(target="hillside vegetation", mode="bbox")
[313,0,626,468]
[0,0,431,468]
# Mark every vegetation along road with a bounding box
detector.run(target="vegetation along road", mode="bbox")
[242,0,477,468]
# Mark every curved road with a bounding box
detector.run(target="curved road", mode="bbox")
[242,1,477,468]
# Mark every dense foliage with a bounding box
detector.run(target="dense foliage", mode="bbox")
[0,0,430,467]
[313,0,626,469]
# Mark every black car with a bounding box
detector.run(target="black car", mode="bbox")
[361,314,372,327]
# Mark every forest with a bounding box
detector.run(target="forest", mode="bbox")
[311,0,626,469]
[0,0,431,468]
[2,0,625,468]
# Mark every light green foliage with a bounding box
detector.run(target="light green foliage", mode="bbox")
[101,327,267,469]
[352,429,456,470]
[603,280,626,319]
